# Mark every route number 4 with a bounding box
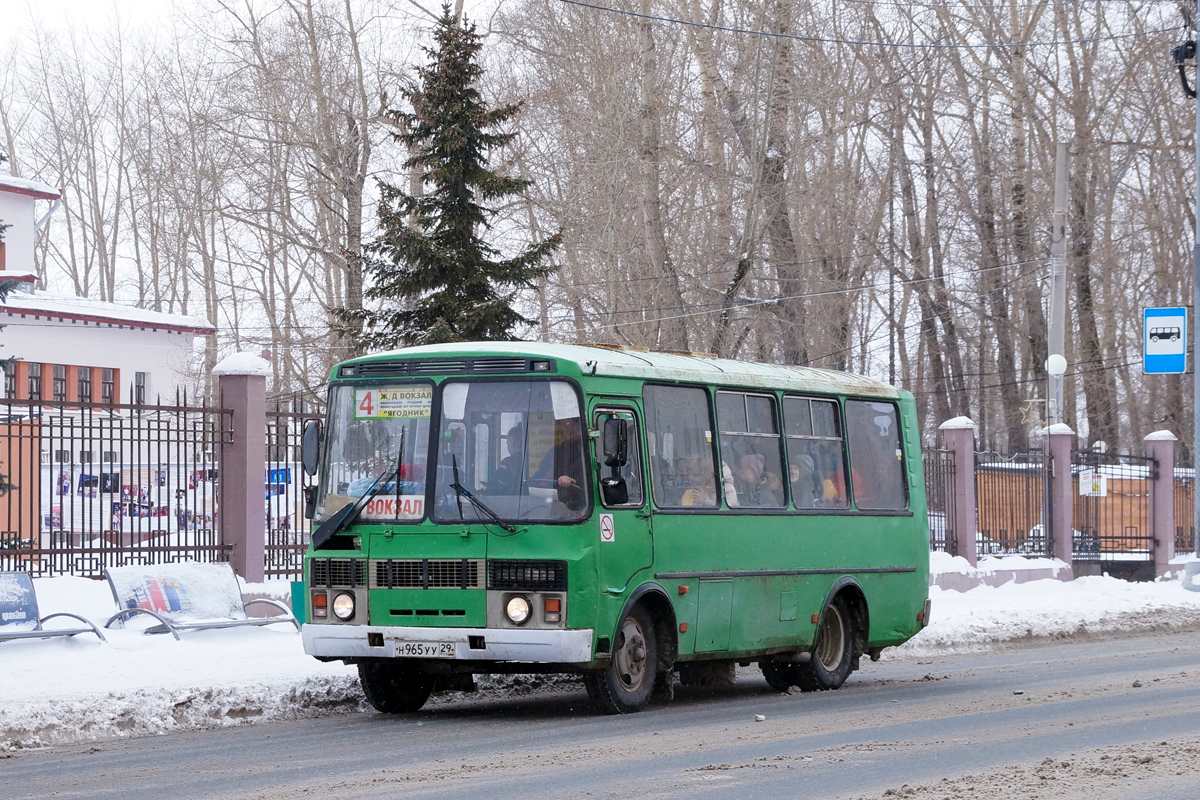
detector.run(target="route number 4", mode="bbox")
[358,391,374,417]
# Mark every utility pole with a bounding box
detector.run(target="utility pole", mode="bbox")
[1046,143,1069,426]
[1171,27,1200,561]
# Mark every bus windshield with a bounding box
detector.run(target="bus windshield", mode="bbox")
[434,380,589,524]
[314,383,433,523]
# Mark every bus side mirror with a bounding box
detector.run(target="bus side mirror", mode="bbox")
[301,419,322,477]
[304,486,317,520]
[602,418,628,468]
[600,476,629,506]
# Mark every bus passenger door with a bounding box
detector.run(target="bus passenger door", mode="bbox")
[591,405,653,593]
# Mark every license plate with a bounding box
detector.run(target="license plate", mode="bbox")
[395,641,455,658]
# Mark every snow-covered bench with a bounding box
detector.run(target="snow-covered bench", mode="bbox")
[103,562,298,640]
[0,571,106,644]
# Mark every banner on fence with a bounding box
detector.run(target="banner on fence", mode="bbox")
[1079,472,1107,497]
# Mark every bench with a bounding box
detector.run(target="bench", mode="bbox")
[0,571,106,644]
[103,561,299,640]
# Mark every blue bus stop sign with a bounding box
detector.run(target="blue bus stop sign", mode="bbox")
[1144,307,1187,374]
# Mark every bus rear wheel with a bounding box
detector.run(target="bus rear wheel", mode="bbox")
[585,605,657,714]
[358,660,435,713]
[797,597,853,691]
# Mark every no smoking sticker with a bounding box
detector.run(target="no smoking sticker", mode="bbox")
[600,513,615,543]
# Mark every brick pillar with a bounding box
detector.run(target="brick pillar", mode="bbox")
[215,353,269,583]
[1047,425,1075,572]
[1144,431,1177,578]
[938,417,978,566]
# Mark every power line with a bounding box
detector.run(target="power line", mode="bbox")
[556,0,1184,49]
[836,0,1176,9]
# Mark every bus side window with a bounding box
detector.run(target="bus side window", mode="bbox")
[846,400,907,510]
[643,385,718,508]
[783,396,848,509]
[716,390,786,509]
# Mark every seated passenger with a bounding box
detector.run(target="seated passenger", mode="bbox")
[733,452,783,507]
[681,465,717,507]
[790,454,821,508]
[488,424,525,495]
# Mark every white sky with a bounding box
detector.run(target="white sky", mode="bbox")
[3,0,164,45]
[2,0,500,47]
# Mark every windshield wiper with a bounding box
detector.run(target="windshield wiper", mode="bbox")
[450,455,516,533]
[311,468,393,550]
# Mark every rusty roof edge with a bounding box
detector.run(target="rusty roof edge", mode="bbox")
[343,342,899,397]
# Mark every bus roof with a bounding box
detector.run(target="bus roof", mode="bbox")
[342,342,901,399]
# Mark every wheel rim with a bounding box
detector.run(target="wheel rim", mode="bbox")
[614,616,649,692]
[815,605,846,671]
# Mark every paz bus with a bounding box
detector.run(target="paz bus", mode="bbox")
[299,342,930,714]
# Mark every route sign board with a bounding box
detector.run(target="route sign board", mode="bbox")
[1143,307,1187,374]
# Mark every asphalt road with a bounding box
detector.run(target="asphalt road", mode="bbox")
[7,630,1200,800]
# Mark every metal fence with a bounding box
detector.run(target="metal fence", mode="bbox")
[0,394,231,578]
[265,394,323,580]
[1072,451,1155,563]
[1175,467,1195,557]
[974,449,1052,557]
[923,448,956,553]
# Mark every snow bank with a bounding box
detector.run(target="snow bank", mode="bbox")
[895,574,1200,656]
[930,550,1071,591]
[5,571,1200,749]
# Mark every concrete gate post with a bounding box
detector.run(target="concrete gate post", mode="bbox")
[1047,424,1075,572]
[215,353,270,583]
[939,417,978,566]
[1144,431,1177,578]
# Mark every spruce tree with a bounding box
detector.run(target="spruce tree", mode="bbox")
[341,6,560,350]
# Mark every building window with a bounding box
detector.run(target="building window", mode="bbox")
[101,368,114,404]
[28,363,42,401]
[78,367,91,403]
[53,449,70,463]
[52,365,66,402]
[2,362,13,399]
[135,372,147,405]
[102,451,118,463]
[79,450,93,463]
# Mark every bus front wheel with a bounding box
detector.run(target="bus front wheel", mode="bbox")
[358,660,435,713]
[586,605,657,714]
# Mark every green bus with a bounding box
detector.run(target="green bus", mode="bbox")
[299,342,930,714]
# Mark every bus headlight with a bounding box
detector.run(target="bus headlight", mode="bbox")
[332,592,355,620]
[505,595,531,625]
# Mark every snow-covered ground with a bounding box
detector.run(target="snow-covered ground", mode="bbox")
[3,563,1200,751]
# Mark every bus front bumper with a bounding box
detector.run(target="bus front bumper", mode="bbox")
[302,623,595,664]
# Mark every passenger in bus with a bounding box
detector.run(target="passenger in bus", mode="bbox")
[487,424,525,495]
[680,461,717,507]
[732,452,783,507]
[790,455,821,508]
[813,445,847,507]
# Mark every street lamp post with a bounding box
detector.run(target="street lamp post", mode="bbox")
[1171,31,1200,571]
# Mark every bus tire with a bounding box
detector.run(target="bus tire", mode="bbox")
[358,660,435,713]
[760,661,803,692]
[797,596,854,691]
[585,604,657,714]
